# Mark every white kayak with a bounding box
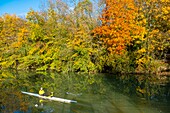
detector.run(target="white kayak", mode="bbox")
[21,91,77,104]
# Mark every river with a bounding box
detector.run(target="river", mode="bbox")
[0,71,170,113]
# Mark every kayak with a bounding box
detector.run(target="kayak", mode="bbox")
[21,91,77,104]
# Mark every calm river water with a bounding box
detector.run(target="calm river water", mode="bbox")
[0,71,170,113]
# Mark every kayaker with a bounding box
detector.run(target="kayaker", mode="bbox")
[39,87,45,96]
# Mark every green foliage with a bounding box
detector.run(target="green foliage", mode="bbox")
[0,0,169,74]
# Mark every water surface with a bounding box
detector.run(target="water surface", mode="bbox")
[0,71,170,113]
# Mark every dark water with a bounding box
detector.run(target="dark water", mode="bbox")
[0,71,170,113]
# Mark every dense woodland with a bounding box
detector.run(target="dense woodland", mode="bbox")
[0,0,169,74]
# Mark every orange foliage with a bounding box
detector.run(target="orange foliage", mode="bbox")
[93,0,143,54]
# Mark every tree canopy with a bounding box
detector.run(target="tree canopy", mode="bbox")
[0,0,169,73]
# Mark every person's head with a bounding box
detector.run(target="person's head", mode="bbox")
[40,87,43,90]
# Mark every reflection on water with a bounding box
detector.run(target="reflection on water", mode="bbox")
[0,89,28,113]
[0,71,170,113]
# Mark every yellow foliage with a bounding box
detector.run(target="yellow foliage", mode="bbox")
[0,61,7,66]
[1,71,15,78]
[137,48,146,53]
[28,47,38,55]
[162,7,169,14]
[161,0,170,2]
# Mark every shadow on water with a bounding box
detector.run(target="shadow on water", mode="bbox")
[1,70,170,113]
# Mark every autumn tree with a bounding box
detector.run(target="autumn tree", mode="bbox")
[92,0,145,72]
[134,0,170,72]
[0,14,27,69]
[93,0,144,54]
